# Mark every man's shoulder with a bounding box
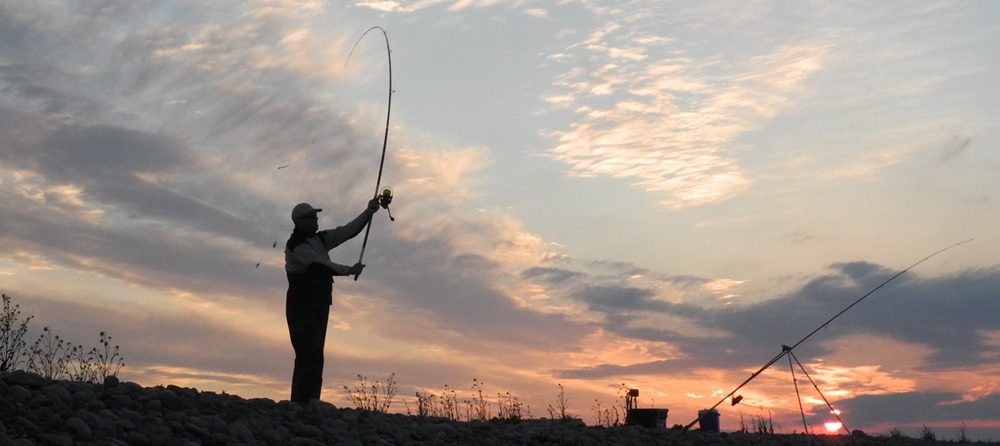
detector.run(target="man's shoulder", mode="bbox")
[286,232,314,251]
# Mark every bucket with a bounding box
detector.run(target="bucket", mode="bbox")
[625,408,668,428]
[698,409,720,432]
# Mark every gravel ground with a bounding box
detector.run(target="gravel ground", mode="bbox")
[1,371,993,445]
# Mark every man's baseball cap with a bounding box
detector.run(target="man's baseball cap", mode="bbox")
[291,202,322,221]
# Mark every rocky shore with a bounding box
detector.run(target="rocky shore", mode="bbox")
[0,371,991,445]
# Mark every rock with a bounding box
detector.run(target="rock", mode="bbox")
[65,417,93,441]
[11,415,39,433]
[143,399,163,411]
[36,433,73,446]
[108,394,134,409]
[230,422,255,443]
[73,410,106,432]
[7,385,31,404]
[103,375,120,388]
[71,388,97,406]
[125,431,149,445]
[184,422,209,438]
[290,437,326,446]
[143,424,172,439]
[42,384,73,406]
[117,381,143,395]
[2,370,46,388]
[293,425,323,438]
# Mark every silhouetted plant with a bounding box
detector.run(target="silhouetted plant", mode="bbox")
[958,422,969,443]
[440,385,460,420]
[27,327,70,379]
[496,391,526,421]
[920,425,936,441]
[343,373,397,413]
[1,293,33,372]
[547,383,571,420]
[66,343,96,382]
[753,410,775,434]
[93,331,125,381]
[590,398,620,427]
[468,378,490,421]
[413,385,461,420]
[889,428,906,439]
[0,294,126,383]
[590,384,630,427]
[410,386,459,420]
[412,390,436,417]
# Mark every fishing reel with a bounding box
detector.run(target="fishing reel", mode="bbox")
[378,187,395,221]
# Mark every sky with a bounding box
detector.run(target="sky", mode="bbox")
[1,0,998,439]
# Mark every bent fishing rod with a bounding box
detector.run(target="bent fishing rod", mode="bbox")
[683,238,973,430]
[346,26,394,281]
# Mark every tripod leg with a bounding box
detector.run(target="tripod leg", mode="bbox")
[790,351,860,446]
[788,353,812,441]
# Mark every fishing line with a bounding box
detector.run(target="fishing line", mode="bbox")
[345,26,394,281]
[683,238,974,430]
[258,27,395,272]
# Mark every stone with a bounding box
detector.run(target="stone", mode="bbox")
[11,416,39,433]
[230,422,255,443]
[184,422,210,438]
[109,394,134,409]
[293,425,323,438]
[65,417,93,441]
[7,385,31,404]
[290,437,326,446]
[125,432,149,446]
[36,433,73,446]
[143,399,163,411]
[74,410,105,432]
[2,370,47,387]
[42,384,73,406]
[71,388,97,406]
[103,375,120,388]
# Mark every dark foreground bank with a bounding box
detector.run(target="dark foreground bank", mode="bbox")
[1,371,994,445]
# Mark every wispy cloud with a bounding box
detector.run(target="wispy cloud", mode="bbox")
[543,11,826,207]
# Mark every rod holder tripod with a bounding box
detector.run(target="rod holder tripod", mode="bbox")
[682,240,971,434]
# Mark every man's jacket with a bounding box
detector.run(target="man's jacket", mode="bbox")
[284,211,370,305]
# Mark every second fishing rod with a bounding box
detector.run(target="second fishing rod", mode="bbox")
[682,239,973,430]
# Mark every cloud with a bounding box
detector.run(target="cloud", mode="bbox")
[355,1,408,13]
[521,266,585,284]
[841,392,1000,426]
[536,257,1000,379]
[542,6,827,208]
[572,285,667,313]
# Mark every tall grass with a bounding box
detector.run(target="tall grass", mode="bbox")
[0,293,125,383]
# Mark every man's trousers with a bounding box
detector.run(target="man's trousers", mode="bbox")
[286,294,330,403]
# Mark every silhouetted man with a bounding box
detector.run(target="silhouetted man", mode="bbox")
[285,200,379,403]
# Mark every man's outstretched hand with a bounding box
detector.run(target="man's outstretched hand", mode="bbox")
[367,197,381,213]
[349,262,365,276]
